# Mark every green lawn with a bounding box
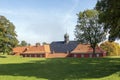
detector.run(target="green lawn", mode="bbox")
[0,55,120,80]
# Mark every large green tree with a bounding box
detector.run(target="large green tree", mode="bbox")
[75,10,106,54]
[95,0,120,41]
[0,16,18,54]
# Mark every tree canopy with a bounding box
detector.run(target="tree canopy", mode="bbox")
[100,41,120,56]
[19,40,28,46]
[95,0,120,41]
[42,42,49,45]
[0,16,18,54]
[36,42,41,46]
[75,10,106,53]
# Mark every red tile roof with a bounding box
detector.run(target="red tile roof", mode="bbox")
[71,44,104,54]
[23,46,45,54]
[13,46,27,53]
[13,46,45,54]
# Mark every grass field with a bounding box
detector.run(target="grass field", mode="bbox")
[0,55,120,80]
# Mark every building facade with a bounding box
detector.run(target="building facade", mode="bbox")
[13,34,106,58]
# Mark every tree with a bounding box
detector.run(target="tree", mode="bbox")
[20,40,28,46]
[100,41,120,56]
[42,42,49,45]
[27,43,31,46]
[95,0,120,41]
[119,44,120,55]
[36,42,41,46]
[0,16,18,54]
[75,10,106,54]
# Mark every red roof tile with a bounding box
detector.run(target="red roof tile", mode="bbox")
[23,46,45,54]
[13,46,27,53]
[13,46,45,54]
[71,44,104,54]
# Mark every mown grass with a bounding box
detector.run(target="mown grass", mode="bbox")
[0,55,120,80]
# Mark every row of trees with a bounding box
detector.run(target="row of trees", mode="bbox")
[18,40,49,47]
[18,40,30,46]
[74,0,120,54]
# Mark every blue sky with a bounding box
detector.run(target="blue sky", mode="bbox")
[0,0,98,44]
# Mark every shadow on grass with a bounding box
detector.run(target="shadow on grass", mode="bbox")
[0,56,7,58]
[0,58,120,80]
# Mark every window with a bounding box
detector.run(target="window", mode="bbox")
[96,54,99,57]
[81,54,84,58]
[40,54,43,58]
[74,54,77,58]
[89,54,92,58]
[29,54,31,57]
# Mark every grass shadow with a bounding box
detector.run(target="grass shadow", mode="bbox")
[0,56,7,58]
[0,58,120,80]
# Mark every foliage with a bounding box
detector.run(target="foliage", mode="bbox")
[0,16,18,54]
[75,10,106,53]
[36,42,41,46]
[42,42,49,45]
[95,0,120,41]
[27,43,31,46]
[0,55,120,80]
[19,40,28,46]
[100,41,120,56]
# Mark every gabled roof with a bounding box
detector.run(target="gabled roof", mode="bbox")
[71,44,104,54]
[50,41,79,53]
[13,46,45,54]
[23,46,45,54]
[13,46,27,53]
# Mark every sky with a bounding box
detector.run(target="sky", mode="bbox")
[0,0,99,44]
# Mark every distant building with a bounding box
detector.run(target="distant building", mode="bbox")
[13,45,50,58]
[13,33,106,58]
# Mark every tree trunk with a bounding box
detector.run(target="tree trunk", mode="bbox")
[93,47,96,54]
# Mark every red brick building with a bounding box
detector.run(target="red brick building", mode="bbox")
[13,45,50,58]
[13,34,106,58]
[69,44,106,58]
